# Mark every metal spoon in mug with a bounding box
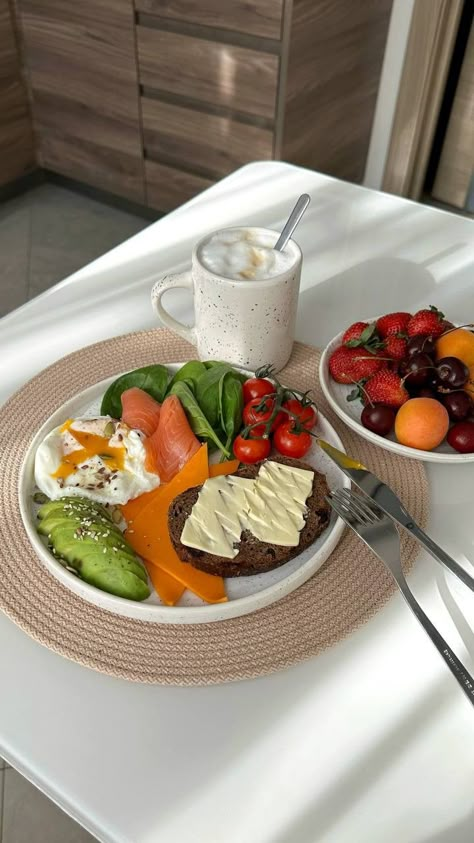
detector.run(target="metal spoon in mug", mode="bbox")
[274,193,311,252]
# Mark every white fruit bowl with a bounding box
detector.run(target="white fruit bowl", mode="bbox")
[319,324,474,464]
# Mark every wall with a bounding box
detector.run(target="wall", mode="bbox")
[363,0,415,190]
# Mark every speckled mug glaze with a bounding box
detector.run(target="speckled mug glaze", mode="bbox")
[151,227,302,371]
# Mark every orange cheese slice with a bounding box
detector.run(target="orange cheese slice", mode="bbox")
[124,445,227,604]
[209,459,240,478]
[144,562,185,606]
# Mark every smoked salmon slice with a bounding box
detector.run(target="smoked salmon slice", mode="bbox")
[145,394,200,482]
[121,387,161,437]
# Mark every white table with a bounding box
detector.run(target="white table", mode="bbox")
[1,163,473,843]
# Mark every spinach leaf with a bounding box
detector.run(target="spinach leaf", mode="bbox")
[167,361,207,393]
[169,381,230,457]
[100,365,169,418]
[194,364,233,428]
[203,360,247,383]
[219,372,244,452]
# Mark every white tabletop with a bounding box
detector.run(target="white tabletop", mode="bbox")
[1,162,473,843]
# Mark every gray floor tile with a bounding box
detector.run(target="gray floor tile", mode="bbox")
[2,768,97,843]
[28,184,148,299]
[0,197,31,318]
[0,757,9,770]
[1,768,4,836]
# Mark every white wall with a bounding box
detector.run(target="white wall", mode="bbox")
[363,0,416,190]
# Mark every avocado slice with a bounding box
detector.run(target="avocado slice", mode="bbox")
[47,524,147,582]
[39,514,121,541]
[37,495,149,600]
[38,497,112,523]
[49,522,134,561]
[71,543,148,584]
[84,566,150,601]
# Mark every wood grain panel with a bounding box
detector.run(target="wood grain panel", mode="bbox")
[39,131,145,202]
[145,159,212,211]
[20,0,145,201]
[382,0,463,199]
[433,19,474,209]
[137,26,278,119]
[30,88,141,157]
[0,0,35,187]
[142,97,273,177]
[278,0,393,183]
[135,0,283,40]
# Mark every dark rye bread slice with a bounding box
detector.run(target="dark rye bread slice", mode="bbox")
[168,455,331,577]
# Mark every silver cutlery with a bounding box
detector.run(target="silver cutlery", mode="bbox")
[328,488,474,707]
[319,440,474,592]
[274,194,310,251]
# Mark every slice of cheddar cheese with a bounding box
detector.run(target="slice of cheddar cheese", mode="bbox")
[144,562,185,606]
[209,459,240,478]
[124,445,227,604]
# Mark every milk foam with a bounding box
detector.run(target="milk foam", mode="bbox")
[199,228,296,281]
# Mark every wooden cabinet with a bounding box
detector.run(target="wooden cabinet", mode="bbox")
[135,0,283,40]
[0,0,34,188]
[19,0,145,202]
[13,0,393,213]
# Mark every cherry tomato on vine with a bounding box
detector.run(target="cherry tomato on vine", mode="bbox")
[282,398,317,430]
[233,433,271,464]
[273,421,312,459]
[243,397,284,436]
[242,377,274,405]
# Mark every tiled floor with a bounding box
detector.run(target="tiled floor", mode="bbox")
[0,182,150,318]
[1,182,149,840]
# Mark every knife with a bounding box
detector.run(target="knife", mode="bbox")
[319,439,474,592]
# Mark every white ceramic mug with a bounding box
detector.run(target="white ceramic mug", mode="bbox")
[151,226,302,372]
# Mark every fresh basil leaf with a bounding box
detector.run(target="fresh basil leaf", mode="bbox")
[100,365,169,418]
[168,381,230,457]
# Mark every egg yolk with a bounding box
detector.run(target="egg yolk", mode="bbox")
[52,424,125,480]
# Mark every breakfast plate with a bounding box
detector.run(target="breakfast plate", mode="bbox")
[319,328,474,464]
[19,365,349,624]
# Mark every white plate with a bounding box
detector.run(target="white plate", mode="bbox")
[319,326,474,464]
[19,365,349,623]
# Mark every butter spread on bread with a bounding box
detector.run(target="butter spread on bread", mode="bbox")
[180,461,314,559]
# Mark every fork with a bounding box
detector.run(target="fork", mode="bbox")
[328,488,474,707]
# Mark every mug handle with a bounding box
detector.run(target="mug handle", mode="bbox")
[151,269,197,347]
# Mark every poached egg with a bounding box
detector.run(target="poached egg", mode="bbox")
[34,416,160,505]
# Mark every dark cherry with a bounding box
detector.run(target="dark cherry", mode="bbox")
[427,373,441,392]
[399,353,433,386]
[418,386,437,399]
[447,422,474,453]
[406,335,436,358]
[436,356,469,390]
[441,391,473,421]
[361,404,395,436]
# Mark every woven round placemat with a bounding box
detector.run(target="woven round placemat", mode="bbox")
[0,330,428,685]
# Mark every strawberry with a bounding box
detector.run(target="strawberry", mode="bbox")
[342,321,370,344]
[384,336,407,362]
[329,345,385,384]
[364,370,409,408]
[351,352,385,381]
[328,346,362,383]
[407,306,445,338]
[376,312,411,338]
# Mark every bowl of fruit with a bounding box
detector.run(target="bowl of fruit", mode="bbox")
[319,306,474,462]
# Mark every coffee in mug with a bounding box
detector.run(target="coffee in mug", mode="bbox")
[151,226,302,371]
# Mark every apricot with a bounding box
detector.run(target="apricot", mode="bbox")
[395,398,449,451]
[435,328,474,368]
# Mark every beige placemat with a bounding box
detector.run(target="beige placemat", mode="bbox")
[0,330,428,685]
